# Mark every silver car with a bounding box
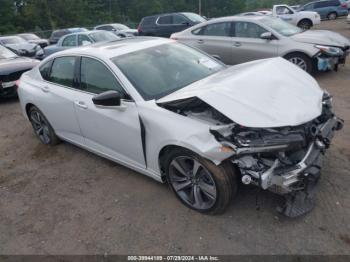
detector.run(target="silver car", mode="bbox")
[171,16,350,73]
[17,38,342,217]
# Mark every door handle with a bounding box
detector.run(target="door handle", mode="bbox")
[233,42,241,47]
[197,39,204,44]
[41,86,50,93]
[74,101,88,109]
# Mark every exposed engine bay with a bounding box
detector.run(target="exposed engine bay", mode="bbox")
[158,92,344,217]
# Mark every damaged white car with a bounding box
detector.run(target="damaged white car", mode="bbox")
[18,38,343,217]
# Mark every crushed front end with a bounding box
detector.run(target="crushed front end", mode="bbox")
[211,92,343,217]
[315,45,349,71]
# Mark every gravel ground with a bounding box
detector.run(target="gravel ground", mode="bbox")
[0,19,350,255]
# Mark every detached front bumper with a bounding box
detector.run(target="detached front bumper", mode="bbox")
[316,46,350,71]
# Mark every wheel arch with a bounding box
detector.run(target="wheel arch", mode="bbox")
[25,103,36,119]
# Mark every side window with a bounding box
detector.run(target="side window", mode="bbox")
[276,6,293,15]
[80,57,125,95]
[62,35,77,47]
[158,15,172,25]
[303,3,314,10]
[202,22,232,37]
[234,22,268,39]
[330,0,340,6]
[173,14,188,24]
[78,35,92,46]
[49,57,76,87]
[39,60,53,81]
[192,27,204,35]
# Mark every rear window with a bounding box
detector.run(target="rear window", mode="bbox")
[49,57,76,87]
[141,17,156,26]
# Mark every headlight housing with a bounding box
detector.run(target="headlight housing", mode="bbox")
[315,45,344,57]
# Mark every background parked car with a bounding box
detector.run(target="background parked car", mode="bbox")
[300,0,349,20]
[0,36,42,58]
[0,45,39,98]
[40,30,119,59]
[17,33,49,48]
[171,15,350,73]
[94,23,138,37]
[138,12,206,37]
[48,28,88,45]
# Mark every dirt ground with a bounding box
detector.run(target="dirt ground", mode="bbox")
[0,19,350,255]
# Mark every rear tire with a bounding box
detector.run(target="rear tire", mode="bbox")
[284,53,313,74]
[28,106,60,145]
[297,19,312,30]
[327,12,337,20]
[164,148,237,215]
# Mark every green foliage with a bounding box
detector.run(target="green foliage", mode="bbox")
[0,0,304,35]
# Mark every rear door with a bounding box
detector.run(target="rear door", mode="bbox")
[190,22,233,65]
[73,56,146,168]
[36,56,84,144]
[231,21,279,65]
[313,1,330,18]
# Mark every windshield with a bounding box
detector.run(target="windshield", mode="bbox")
[182,12,206,23]
[19,34,39,40]
[89,31,119,42]
[0,36,27,44]
[260,17,302,36]
[113,24,130,30]
[0,45,17,59]
[112,43,224,100]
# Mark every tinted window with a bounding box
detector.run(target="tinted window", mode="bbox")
[234,22,267,38]
[173,14,188,24]
[98,25,114,31]
[141,17,156,26]
[315,1,330,8]
[80,57,124,95]
[62,35,77,47]
[39,61,53,81]
[50,57,76,87]
[330,0,340,6]
[202,22,232,37]
[158,15,172,24]
[112,43,224,100]
[78,34,92,46]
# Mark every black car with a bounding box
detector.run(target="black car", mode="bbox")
[138,12,206,38]
[48,28,88,45]
[0,36,42,58]
[18,33,49,48]
[0,45,39,98]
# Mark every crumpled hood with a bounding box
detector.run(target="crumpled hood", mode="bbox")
[0,57,39,75]
[291,30,350,47]
[158,57,324,128]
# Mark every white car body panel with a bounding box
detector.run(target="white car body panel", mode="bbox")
[272,5,321,26]
[158,57,323,128]
[17,39,324,183]
[291,30,350,47]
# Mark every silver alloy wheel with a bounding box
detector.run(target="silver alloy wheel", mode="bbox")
[169,156,217,210]
[289,57,308,71]
[30,110,51,144]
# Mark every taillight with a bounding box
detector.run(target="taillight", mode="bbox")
[341,3,347,7]
[137,24,141,33]
[15,80,20,88]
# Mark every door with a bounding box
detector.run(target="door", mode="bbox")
[191,22,233,65]
[314,1,330,19]
[231,21,279,65]
[37,56,84,144]
[275,6,297,24]
[73,57,146,168]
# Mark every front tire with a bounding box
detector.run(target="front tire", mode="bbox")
[284,53,313,74]
[328,12,337,20]
[28,106,60,145]
[297,19,312,30]
[164,148,237,215]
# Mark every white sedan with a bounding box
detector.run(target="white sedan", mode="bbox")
[17,38,343,217]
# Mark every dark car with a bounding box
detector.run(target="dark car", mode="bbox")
[18,33,49,48]
[300,0,349,20]
[40,30,119,59]
[94,23,138,37]
[138,12,206,37]
[0,36,42,58]
[48,27,88,45]
[0,45,39,98]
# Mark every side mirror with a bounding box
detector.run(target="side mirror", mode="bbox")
[260,32,273,40]
[92,90,122,107]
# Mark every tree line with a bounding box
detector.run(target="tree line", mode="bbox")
[0,0,307,35]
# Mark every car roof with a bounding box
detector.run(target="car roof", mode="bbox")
[52,37,172,59]
[142,12,188,19]
[209,15,268,22]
